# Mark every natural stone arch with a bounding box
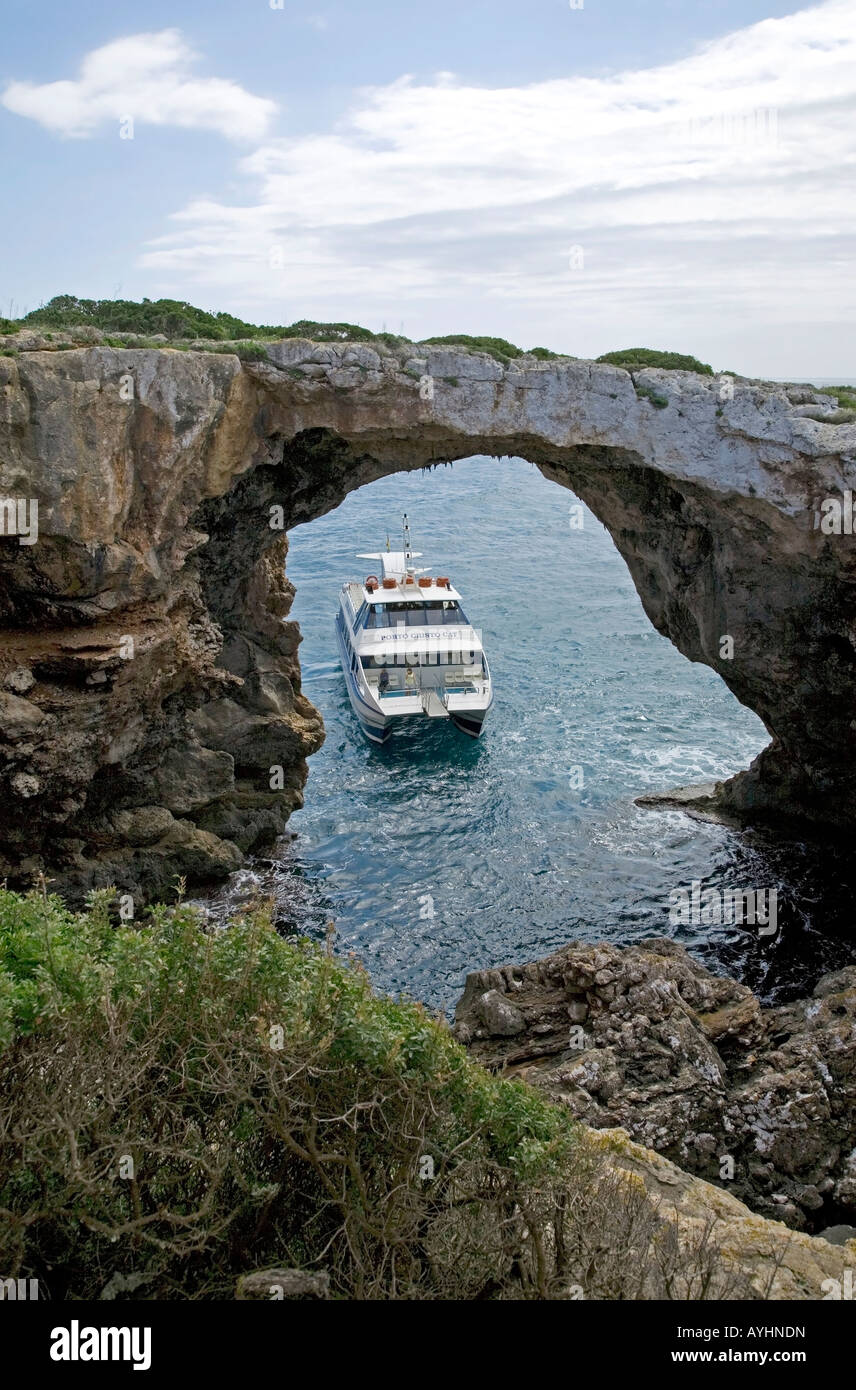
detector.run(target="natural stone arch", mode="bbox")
[1,337,854,903]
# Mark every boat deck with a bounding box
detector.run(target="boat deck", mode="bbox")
[348,577,465,605]
[339,536,492,739]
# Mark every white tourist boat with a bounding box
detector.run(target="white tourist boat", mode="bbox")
[335,515,493,743]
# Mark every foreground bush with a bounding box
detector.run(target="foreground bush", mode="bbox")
[0,888,747,1299]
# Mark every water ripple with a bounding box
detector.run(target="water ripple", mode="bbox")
[200,458,856,1012]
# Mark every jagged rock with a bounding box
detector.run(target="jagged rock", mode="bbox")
[818,1224,856,1246]
[110,806,176,846]
[3,339,856,898]
[222,1138,856,1299]
[475,988,526,1036]
[0,692,48,742]
[592,1128,856,1300]
[10,772,40,799]
[454,937,856,1231]
[3,667,35,695]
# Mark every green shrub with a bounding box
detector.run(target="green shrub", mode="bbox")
[634,382,670,409]
[19,298,382,346]
[0,888,586,1299]
[281,319,377,342]
[800,407,856,425]
[375,331,411,349]
[597,347,714,376]
[235,343,270,362]
[419,334,525,365]
[0,888,748,1301]
[7,299,725,384]
[811,385,856,411]
[21,296,266,341]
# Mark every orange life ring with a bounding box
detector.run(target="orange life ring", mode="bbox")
[365,575,379,591]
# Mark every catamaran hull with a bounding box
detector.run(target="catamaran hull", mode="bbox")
[450,711,489,738]
[345,683,392,743]
[353,703,490,742]
[360,719,392,745]
[338,632,491,743]
[336,619,392,742]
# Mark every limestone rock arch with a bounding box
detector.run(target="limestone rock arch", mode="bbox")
[1,338,854,901]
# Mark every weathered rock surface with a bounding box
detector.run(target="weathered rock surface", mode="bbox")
[231,1134,856,1300]
[2,335,856,897]
[454,937,856,1232]
[589,1127,856,1300]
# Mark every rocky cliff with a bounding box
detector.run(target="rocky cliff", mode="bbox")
[454,937,856,1235]
[581,1126,856,1300]
[2,330,856,901]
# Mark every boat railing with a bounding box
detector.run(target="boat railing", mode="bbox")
[375,682,488,702]
[443,683,489,696]
[372,669,490,700]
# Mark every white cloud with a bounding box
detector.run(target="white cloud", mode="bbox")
[2,29,276,141]
[136,0,856,371]
[7,7,855,372]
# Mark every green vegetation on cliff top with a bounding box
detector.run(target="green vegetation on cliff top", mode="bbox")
[596,347,714,376]
[6,295,379,344]
[15,298,851,393]
[420,333,560,364]
[2,296,721,374]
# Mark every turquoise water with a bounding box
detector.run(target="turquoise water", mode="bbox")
[211,457,856,1011]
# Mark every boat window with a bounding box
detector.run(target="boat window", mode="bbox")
[362,652,483,670]
[361,600,468,627]
[364,605,389,629]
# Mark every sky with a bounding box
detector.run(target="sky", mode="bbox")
[1,0,854,377]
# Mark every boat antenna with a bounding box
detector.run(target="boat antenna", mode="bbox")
[403,513,413,575]
[385,533,390,552]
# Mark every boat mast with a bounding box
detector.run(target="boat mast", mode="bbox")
[403,513,414,577]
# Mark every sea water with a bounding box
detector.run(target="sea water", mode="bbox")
[209,456,856,1012]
